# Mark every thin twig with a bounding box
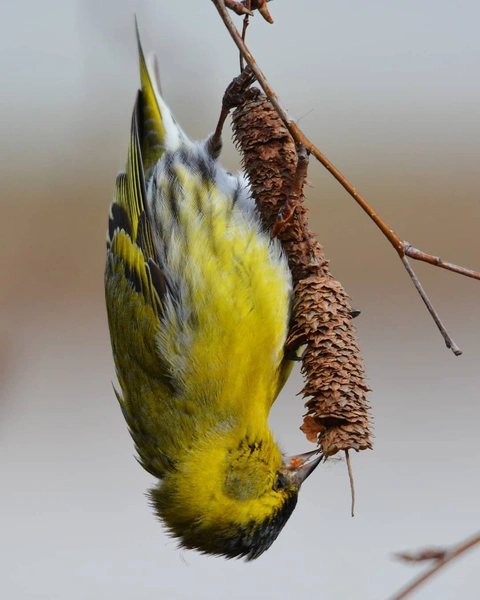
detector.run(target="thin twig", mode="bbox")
[405,245,480,281]
[345,450,355,518]
[394,548,447,563]
[390,531,480,600]
[240,15,248,71]
[239,1,250,72]
[211,0,480,355]
[400,256,462,355]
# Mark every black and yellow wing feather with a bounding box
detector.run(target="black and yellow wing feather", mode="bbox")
[105,63,181,478]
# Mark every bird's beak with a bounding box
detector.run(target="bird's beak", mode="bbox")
[282,450,323,486]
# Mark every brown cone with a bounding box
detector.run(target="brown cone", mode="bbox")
[231,91,373,457]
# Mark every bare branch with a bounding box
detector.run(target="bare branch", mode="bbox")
[400,256,462,355]
[405,245,480,281]
[394,548,447,563]
[211,0,480,355]
[390,531,480,600]
[211,0,405,250]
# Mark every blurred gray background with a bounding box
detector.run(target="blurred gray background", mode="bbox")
[1,1,479,599]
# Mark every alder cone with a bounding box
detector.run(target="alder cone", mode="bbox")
[232,91,372,456]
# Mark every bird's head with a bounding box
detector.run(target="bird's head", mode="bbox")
[150,435,322,560]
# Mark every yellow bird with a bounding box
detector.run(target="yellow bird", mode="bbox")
[104,27,322,560]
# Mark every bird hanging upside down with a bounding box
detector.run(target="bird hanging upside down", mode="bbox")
[104,24,322,560]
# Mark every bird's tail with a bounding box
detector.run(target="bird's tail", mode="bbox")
[134,17,188,178]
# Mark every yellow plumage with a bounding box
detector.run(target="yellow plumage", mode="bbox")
[104,24,321,560]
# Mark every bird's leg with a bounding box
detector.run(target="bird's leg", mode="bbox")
[206,66,258,158]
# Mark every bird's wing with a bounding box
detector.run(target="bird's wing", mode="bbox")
[106,92,190,478]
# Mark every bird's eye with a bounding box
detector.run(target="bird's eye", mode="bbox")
[273,472,288,491]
